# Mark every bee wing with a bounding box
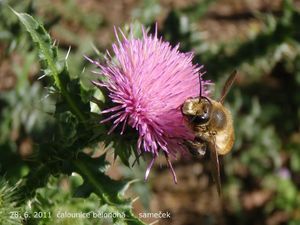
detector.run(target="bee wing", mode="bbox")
[219,70,237,104]
[183,140,206,157]
[208,141,221,195]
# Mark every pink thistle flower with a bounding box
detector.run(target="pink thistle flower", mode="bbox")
[88,25,210,183]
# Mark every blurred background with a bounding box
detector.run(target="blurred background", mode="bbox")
[1,0,300,225]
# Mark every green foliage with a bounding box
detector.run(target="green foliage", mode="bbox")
[0,178,23,225]
[0,6,146,225]
[132,0,161,24]
[0,52,55,142]
[12,10,88,123]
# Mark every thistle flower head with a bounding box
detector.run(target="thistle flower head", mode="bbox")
[89,24,210,182]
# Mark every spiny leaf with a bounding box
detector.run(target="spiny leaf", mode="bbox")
[12,9,88,122]
[73,153,129,205]
[73,153,146,225]
[0,178,23,225]
[11,9,59,84]
[54,111,79,148]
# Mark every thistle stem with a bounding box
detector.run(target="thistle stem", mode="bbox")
[72,158,146,225]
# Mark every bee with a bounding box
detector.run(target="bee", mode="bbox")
[181,70,237,194]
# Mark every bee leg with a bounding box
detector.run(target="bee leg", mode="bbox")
[194,137,207,155]
[183,139,207,157]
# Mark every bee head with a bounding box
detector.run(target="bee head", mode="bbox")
[181,97,212,124]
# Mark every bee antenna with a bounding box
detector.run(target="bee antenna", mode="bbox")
[199,74,202,102]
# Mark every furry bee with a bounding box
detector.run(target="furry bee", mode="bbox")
[181,71,237,194]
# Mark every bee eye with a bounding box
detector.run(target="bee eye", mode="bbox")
[188,114,210,124]
[194,116,209,124]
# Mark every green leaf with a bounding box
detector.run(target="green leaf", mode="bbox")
[54,111,79,148]
[73,153,128,205]
[0,178,23,225]
[11,9,59,83]
[73,153,146,225]
[12,9,88,123]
